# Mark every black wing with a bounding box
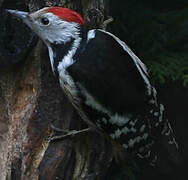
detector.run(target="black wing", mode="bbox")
[68,30,151,115]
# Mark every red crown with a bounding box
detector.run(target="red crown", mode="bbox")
[47,7,85,25]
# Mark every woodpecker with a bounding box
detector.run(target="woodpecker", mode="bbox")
[8,7,181,171]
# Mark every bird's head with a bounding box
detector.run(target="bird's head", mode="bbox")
[7,7,85,44]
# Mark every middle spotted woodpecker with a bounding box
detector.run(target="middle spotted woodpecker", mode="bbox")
[8,7,181,172]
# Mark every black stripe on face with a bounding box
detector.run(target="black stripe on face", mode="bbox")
[50,39,74,77]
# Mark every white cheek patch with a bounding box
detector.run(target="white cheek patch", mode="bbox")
[38,13,81,44]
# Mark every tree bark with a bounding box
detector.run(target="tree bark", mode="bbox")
[0,0,113,179]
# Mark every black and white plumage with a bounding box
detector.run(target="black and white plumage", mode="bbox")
[8,7,180,170]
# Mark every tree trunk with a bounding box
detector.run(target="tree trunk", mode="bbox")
[0,0,113,179]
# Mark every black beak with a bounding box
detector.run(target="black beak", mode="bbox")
[6,9,33,29]
[6,9,29,20]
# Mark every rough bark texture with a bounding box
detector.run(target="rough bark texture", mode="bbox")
[0,0,113,180]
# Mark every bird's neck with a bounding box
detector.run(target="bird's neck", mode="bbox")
[47,28,88,77]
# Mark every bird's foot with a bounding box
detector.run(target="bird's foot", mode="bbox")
[49,123,91,141]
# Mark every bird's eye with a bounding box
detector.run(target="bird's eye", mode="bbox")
[41,17,50,25]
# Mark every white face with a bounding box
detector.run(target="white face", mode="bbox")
[24,11,81,44]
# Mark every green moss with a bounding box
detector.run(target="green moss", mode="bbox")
[147,52,188,86]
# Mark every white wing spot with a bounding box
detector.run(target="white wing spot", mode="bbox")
[121,126,130,135]
[78,83,132,127]
[110,134,115,139]
[154,112,159,116]
[140,125,146,132]
[144,150,151,158]
[102,118,107,124]
[123,144,129,149]
[114,129,122,138]
[129,119,137,126]
[109,114,130,126]
[149,99,155,104]
[130,127,137,133]
[143,133,148,140]
[87,30,96,42]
